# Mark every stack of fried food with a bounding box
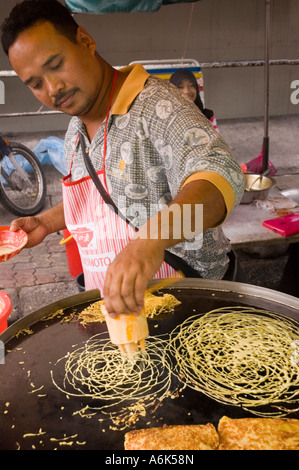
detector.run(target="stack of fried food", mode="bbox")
[124,416,299,450]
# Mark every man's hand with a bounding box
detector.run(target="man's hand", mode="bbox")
[103,238,165,317]
[9,201,66,248]
[10,216,49,248]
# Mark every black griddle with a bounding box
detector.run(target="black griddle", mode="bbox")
[0,279,299,450]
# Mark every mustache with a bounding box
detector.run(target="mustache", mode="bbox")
[54,88,79,107]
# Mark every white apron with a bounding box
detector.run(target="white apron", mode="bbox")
[62,71,179,294]
[63,165,180,293]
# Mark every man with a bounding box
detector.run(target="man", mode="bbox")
[1,0,244,317]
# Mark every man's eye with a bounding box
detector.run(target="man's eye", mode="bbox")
[51,59,63,70]
[31,81,42,90]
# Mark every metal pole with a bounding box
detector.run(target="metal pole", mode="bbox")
[263,0,271,172]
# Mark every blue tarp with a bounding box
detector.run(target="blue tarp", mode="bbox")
[65,0,201,14]
[1,137,67,185]
[33,137,67,176]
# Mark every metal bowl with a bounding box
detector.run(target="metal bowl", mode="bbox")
[241,173,276,204]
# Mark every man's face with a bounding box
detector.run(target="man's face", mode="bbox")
[8,21,102,117]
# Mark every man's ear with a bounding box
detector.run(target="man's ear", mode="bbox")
[76,26,96,53]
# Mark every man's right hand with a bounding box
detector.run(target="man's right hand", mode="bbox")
[10,216,50,248]
[9,201,66,249]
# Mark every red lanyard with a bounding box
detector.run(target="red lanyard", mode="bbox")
[70,68,118,178]
[103,68,118,179]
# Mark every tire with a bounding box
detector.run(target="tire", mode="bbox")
[0,142,46,216]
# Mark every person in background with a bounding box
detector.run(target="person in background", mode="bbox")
[170,68,219,132]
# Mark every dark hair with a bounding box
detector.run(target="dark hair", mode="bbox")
[1,0,79,55]
[170,69,214,120]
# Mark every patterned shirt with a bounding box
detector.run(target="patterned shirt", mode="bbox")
[64,64,245,279]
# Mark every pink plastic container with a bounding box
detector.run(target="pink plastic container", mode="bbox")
[263,212,299,237]
[0,291,12,334]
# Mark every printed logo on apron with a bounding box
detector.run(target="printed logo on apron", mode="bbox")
[68,222,96,249]
[67,221,116,273]
[80,251,116,272]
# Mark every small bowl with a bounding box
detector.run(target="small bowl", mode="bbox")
[0,226,28,262]
[241,174,276,204]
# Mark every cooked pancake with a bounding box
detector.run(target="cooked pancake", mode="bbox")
[124,423,219,450]
[218,416,299,450]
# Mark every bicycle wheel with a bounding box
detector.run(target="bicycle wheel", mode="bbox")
[0,141,46,216]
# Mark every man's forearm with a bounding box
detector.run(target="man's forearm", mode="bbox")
[37,201,66,234]
[136,179,226,250]
[103,179,226,315]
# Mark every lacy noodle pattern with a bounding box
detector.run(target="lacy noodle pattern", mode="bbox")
[168,306,299,417]
[50,332,179,430]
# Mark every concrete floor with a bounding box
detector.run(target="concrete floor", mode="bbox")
[219,114,299,175]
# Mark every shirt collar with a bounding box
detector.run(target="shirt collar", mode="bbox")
[111,63,150,115]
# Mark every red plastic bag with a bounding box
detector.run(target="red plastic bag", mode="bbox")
[244,145,277,176]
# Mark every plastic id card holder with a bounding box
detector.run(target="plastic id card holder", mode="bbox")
[263,212,299,237]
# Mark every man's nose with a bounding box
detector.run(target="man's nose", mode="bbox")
[45,74,64,96]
